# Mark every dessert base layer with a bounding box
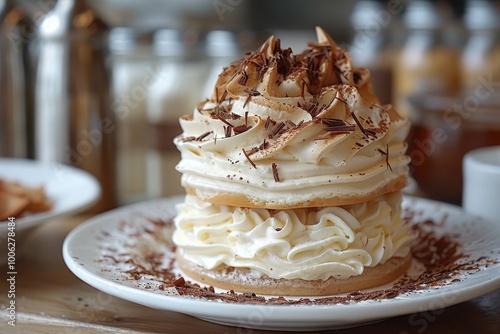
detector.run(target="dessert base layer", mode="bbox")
[177,251,412,296]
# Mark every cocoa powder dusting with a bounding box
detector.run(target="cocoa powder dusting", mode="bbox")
[97,211,498,306]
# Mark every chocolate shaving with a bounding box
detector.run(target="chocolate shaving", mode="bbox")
[377,146,392,171]
[305,99,327,118]
[223,126,232,138]
[306,99,320,117]
[259,140,267,150]
[353,71,361,85]
[242,148,257,168]
[214,113,234,128]
[229,112,241,120]
[334,96,348,105]
[365,129,377,137]
[322,118,355,134]
[244,88,261,97]
[272,163,280,182]
[350,111,367,136]
[299,42,335,92]
[321,118,345,127]
[195,131,212,141]
[233,125,251,135]
[245,147,259,155]
[243,95,252,108]
[238,69,249,85]
[385,144,393,172]
[245,51,269,82]
[265,116,276,130]
[275,46,295,80]
[172,276,185,287]
[181,136,196,142]
[268,122,286,139]
[325,125,356,133]
[242,87,260,109]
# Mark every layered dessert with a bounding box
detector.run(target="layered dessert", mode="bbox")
[173,27,414,296]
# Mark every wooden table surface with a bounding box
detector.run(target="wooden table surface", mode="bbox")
[0,214,498,334]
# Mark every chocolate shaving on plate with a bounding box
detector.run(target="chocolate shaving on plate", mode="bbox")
[95,207,498,306]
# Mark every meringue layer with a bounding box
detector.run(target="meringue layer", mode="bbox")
[174,27,410,208]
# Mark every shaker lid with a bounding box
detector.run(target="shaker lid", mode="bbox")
[464,0,500,30]
[37,0,107,38]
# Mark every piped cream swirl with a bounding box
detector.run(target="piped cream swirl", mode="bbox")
[173,192,414,281]
[174,27,410,208]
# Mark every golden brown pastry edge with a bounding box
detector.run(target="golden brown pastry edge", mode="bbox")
[184,175,408,209]
[177,251,412,296]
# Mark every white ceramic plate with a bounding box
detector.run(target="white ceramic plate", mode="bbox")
[63,196,500,331]
[0,158,100,234]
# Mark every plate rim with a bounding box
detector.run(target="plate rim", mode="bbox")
[62,195,500,328]
[0,158,101,232]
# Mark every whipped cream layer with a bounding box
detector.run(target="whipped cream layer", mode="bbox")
[174,28,410,208]
[173,192,414,281]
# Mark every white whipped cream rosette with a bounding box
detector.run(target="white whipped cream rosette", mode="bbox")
[174,192,413,281]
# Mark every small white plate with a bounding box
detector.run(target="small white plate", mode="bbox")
[0,158,100,257]
[63,196,500,331]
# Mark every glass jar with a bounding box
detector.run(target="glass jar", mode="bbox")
[407,94,500,204]
[393,0,462,119]
[461,0,500,94]
[144,29,210,200]
[109,27,157,205]
[348,0,402,105]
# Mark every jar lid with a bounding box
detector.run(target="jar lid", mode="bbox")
[152,28,206,58]
[404,0,442,30]
[464,0,500,30]
[108,27,154,55]
[350,0,389,31]
[205,30,240,57]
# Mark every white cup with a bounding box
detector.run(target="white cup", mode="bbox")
[463,146,500,222]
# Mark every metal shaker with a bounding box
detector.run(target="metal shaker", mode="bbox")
[0,0,34,158]
[33,0,116,211]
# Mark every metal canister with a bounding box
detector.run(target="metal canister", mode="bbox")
[33,0,115,211]
[0,0,34,158]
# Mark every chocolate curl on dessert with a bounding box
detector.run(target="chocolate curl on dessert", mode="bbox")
[208,27,378,107]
